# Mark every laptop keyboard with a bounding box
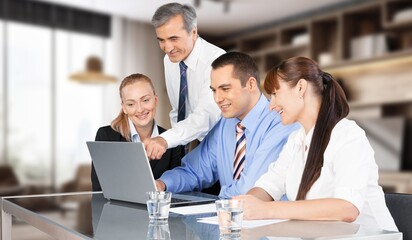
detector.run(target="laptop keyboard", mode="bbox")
[171,197,188,203]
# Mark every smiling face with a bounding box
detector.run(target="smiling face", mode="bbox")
[269,77,304,125]
[210,65,256,120]
[155,14,197,63]
[121,81,158,130]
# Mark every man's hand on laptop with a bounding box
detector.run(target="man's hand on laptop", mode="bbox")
[155,180,166,191]
[144,136,168,160]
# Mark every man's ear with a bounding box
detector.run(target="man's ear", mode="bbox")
[191,27,198,39]
[247,77,258,90]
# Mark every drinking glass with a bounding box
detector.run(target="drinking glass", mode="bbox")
[215,199,244,239]
[146,191,172,223]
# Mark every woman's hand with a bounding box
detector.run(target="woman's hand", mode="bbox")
[234,194,272,220]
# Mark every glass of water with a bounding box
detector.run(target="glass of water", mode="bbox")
[215,199,244,239]
[146,191,172,223]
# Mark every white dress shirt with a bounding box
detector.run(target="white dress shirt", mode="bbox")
[160,37,225,148]
[255,118,398,231]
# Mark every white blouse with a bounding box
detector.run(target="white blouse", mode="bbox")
[255,118,398,231]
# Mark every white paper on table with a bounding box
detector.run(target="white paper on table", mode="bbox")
[197,216,287,228]
[169,203,216,215]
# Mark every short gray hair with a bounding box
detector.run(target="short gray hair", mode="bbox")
[152,2,197,33]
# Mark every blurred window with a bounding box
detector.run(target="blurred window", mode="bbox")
[7,22,52,185]
[4,22,112,188]
[0,21,4,163]
[54,30,108,186]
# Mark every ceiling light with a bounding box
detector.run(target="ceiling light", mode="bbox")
[70,56,116,84]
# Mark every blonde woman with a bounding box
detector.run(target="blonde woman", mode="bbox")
[91,73,182,191]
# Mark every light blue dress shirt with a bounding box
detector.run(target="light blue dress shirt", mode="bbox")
[160,95,300,198]
[128,118,159,143]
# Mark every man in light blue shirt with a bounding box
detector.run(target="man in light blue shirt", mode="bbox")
[155,52,299,198]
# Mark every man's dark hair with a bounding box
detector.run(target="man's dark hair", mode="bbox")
[211,51,259,87]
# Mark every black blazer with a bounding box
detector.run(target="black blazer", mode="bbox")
[91,125,183,191]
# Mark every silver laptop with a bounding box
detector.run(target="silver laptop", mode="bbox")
[86,141,216,206]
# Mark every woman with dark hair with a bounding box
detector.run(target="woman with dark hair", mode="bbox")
[234,57,397,231]
[91,73,183,191]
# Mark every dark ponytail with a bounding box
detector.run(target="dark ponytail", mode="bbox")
[295,71,349,200]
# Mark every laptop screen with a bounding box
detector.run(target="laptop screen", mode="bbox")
[87,141,157,204]
[87,141,217,206]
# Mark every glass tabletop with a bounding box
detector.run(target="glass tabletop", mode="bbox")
[4,192,220,239]
[2,192,402,240]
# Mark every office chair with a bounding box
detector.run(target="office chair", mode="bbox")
[385,192,412,240]
[0,165,54,210]
[60,164,92,193]
[0,165,25,196]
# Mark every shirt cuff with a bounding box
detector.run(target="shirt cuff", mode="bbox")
[160,130,180,149]
[159,175,176,193]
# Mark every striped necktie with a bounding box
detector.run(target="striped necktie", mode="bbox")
[233,122,246,180]
[178,61,188,122]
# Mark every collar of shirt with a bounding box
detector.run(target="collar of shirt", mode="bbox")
[237,94,270,133]
[294,125,315,160]
[295,126,314,146]
[127,117,159,142]
[181,36,202,72]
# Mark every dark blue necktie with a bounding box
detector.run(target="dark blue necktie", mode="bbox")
[178,61,188,122]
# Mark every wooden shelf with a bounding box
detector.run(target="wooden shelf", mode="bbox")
[248,43,309,57]
[311,17,340,64]
[323,49,412,75]
[214,0,412,116]
[384,0,412,25]
[379,171,412,193]
[384,20,412,30]
[240,31,277,52]
[349,95,412,109]
[212,0,412,177]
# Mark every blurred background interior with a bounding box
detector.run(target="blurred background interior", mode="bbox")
[1,0,412,202]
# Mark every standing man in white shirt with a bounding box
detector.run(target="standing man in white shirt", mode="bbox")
[145,2,225,160]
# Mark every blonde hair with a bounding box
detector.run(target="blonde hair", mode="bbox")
[111,73,156,141]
